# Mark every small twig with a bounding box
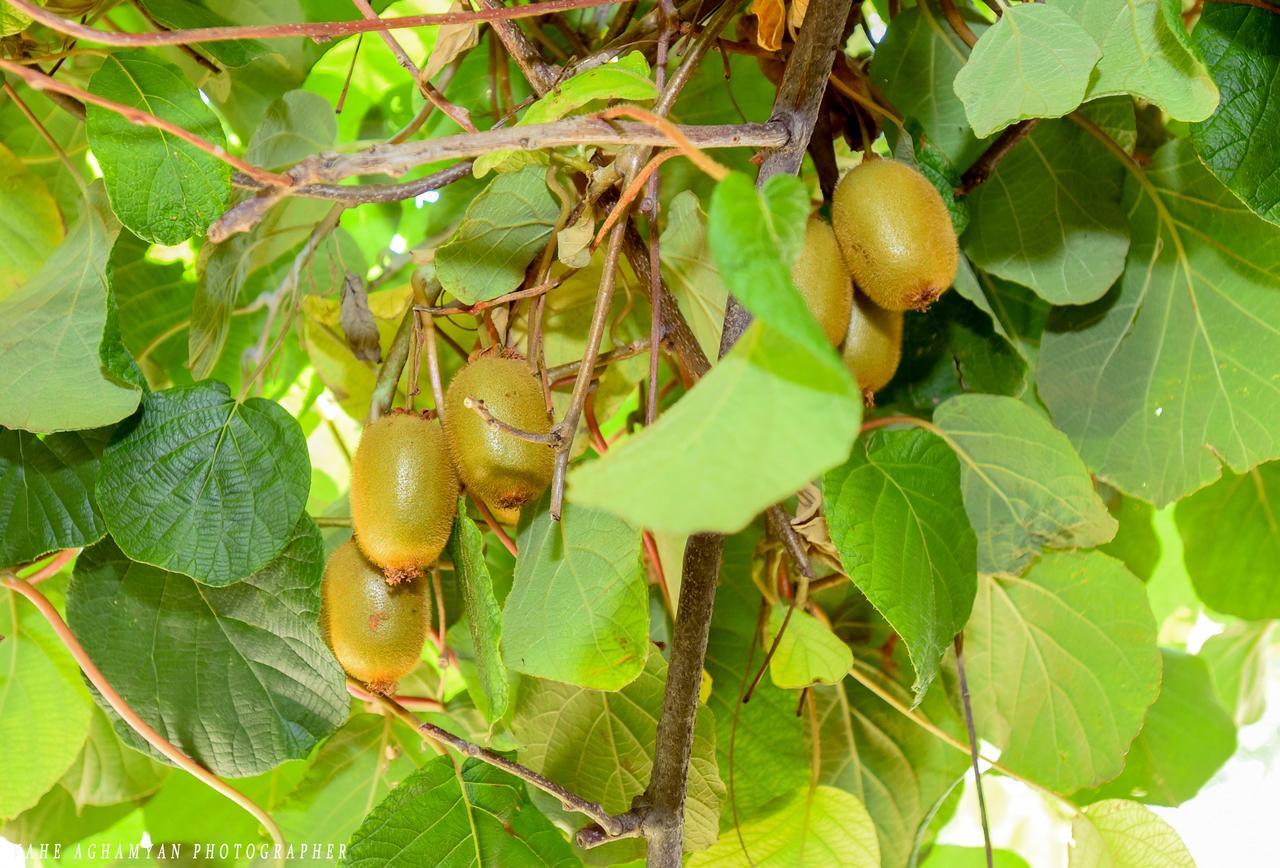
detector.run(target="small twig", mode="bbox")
[469,494,519,557]
[939,0,978,48]
[370,685,623,832]
[959,119,1037,194]
[2,0,624,47]
[2,576,286,857]
[546,340,651,384]
[413,278,559,315]
[602,106,730,181]
[312,515,353,527]
[476,0,561,96]
[548,222,628,520]
[0,58,290,188]
[955,633,994,868]
[346,682,443,711]
[742,597,793,703]
[422,313,448,414]
[18,549,79,585]
[464,396,562,445]
[2,82,88,191]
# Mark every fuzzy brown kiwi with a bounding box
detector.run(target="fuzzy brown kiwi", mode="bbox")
[443,354,555,510]
[841,289,903,401]
[350,411,458,583]
[831,158,958,312]
[321,540,430,694]
[792,217,855,347]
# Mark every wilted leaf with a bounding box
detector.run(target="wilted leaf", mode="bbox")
[339,272,381,363]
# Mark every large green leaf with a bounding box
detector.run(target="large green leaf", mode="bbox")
[137,0,268,68]
[502,497,646,691]
[570,320,858,534]
[86,51,231,245]
[96,381,310,586]
[510,652,725,852]
[765,605,852,689]
[1075,650,1235,807]
[435,168,558,304]
[0,428,109,567]
[276,713,430,848]
[1192,4,1280,225]
[1068,799,1194,867]
[963,111,1130,305]
[933,395,1118,575]
[953,5,1100,138]
[243,89,338,170]
[0,142,62,298]
[0,584,94,820]
[1038,139,1280,506]
[965,552,1161,793]
[343,756,576,867]
[67,521,348,778]
[1175,460,1280,619]
[1,784,139,851]
[1200,621,1274,727]
[448,509,510,720]
[686,786,879,867]
[825,428,976,700]
[812,678,967,868]
[869,3,988,171]
[60,705,169,809]
[0,186,141,433]
[1059,0,1218,122]
[110,232,195,366]
[659,191,727,360]
[705,531,809,820]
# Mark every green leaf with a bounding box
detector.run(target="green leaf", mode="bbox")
[1068,799,1194,867]
[60,705,169,809]
[1059,0,1218,122]
[0,185,141,433]
[953,4,1101,138]
[86,51,231,245]
[660,191,727,360]
[1176,461,1280,619]
[966,552,1161,793]
[1075,650,1235,807]
[963,111,1130,305]
[276,713,431,848]
[473,51,657,175]
[67,520,348,778]
[244,89,338,170]
[933,395,1118,575]
[1200,621,1273,727]
[0,584,94,820]
[435,168,559,304]
[686,786,879,867]
[343,755,576,867]
[870,3,989,170]
[2,785,139,850]
[96,381,310,585]
[0,428,109,567]
[448,508,510,720]
[110,232,194,367]
[1099,489,1162,582]
[510,652,725,852]
[1192,4,1280,225]
[1038,139,1280,506]
[812,678,968,868]
[705,531,809,819]
[137,0,268,68]
[502,496,645,691]
[0,141,63,298]
[144,757,307,846]
[570,320,859,535]
[765,605,852,689]
[825,428,976,700]
[708,173,826,359]
[922,846,1030,868]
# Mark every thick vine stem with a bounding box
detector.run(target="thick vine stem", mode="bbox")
[633,1,851,863]
[1,574,287,862]
[959,119,1037,194]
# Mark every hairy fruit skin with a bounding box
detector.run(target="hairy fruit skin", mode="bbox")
[350,412,459,581]
[444,356,555,509]
[832,159,958,311]
[841,290,903,399]
[321,540,430,693]
[792,218,854,347]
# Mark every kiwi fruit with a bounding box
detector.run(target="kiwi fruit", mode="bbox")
[350,411,459,582]
[444,354,555,510]
[841,290,903,400]
[792,218,854,347]
[832,158,958,312]
[321,540,430,694]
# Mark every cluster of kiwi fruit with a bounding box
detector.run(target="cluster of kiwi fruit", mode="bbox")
[320,351,555,693]
[792,157,958,401]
